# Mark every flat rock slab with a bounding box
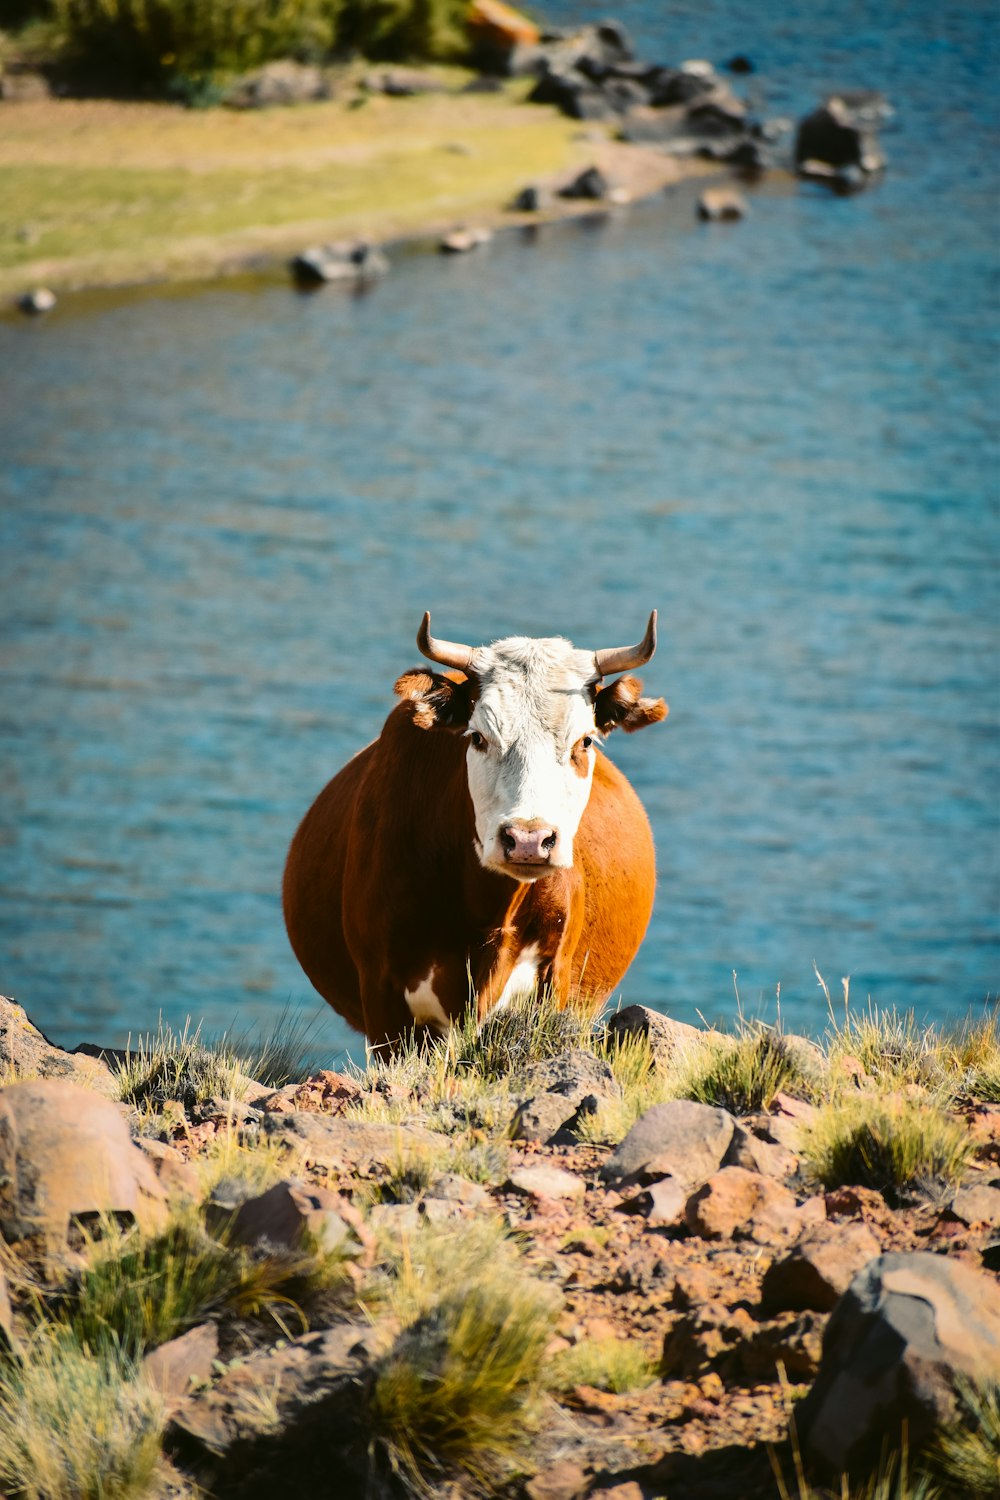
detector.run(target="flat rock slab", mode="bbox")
[508,1165,586,1201]
[143,1322,219,1402]
[0,1078,168,1253]
[261,1112,448,1173]
[0,996,116,1096]
[169,1322,379,1490]
[761,1221,882,1313]
[796,1251,1000,1472]
[600,1099,736,1188]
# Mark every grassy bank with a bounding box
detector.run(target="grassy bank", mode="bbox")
[0,75,589,298]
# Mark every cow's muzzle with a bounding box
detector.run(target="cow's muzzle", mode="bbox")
[499,819,559,867]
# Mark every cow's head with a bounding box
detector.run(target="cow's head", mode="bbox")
[395,613,667,880]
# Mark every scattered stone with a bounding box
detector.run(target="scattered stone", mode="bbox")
[824,1183,897,1231]
[363,68,444,97]
[261,1111,445,1173]
[557,166,610,201]
[290,240,389,288]
[948,1182,1000,1227]
[135,1139,201,1205]
[439,226,493,254]
[0,1079,168,1257]
[0,996,110,1087]
[724,1124,798,1178]
[225,61,330,109]
[600,1100,736,1189]
[738,1309,826,1381]
[143,1323,219,1402]
[511,184,549,212]
[263,1070,361,1115]
[516,1048,617,1105]
[684,1167,804,1244]
[796,1251,1000,1473]
[0,72,51,102]
[367,1201,424,1234]
[511,1092,583,1144]
[619,1176,687,1225]
[725,55,754,75]
[425,1173,489,1207]
[761,1222,882,1313]
[219,1178,355,1254]
[509,1165,586,1202]
[525,1458,589,1500]
[168,1321,379,1480]
[697,188,748,221]
[604,1005,705,1061]
[795,96,887,186]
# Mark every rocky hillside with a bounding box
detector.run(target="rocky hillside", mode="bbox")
[0,991,996,1499]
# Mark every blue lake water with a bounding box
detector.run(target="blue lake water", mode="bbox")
[1,0,998,1062]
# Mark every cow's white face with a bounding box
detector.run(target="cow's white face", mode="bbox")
[395,617,667,882]
[464,638,600,880]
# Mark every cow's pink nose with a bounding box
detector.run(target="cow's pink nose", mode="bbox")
[499,821,558,863]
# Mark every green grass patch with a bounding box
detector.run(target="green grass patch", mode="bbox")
[800,1094,973,1203]
[370,1274,559,1494]
[925,1379,1000,1499]
[680,1028,816,1115]
[61,1215,348,1357]
[547,1336,657,1395]
[0,1330,163,1500]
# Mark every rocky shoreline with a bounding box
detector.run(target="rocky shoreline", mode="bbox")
[4,13,891,313]
[0,991,996,1499]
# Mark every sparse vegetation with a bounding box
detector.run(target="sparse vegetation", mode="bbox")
[680,1026,815,1115]
[800,1093,973,1202]
[925,1380,1000,1499]
[453,986,596,1080]
[371,1275,559,1493]
[0,1330,163,1500]
[62,1214,349,1357]
[548,1336,657,1395]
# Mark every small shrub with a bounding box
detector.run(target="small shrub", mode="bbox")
[338,0,469,62]
[453,986,595,1081]
[924,1379,1000,1499]
[827,1002,944,1092]
[941,1009,1000,1105]
[547,1336,656,1395]
[801,1094,973,1203]
[370,1275,559,1493]
[681,1028,813,1114]
[64,1216,344,1357]
[0,1331,163,1500]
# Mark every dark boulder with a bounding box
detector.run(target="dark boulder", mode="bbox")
[795,95,887,180]
[557,165,611,201]
[290,240,389,288]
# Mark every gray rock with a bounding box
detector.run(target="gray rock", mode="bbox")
[511,184,549,212]
[0,1079,169,1257]
[143,1323,219,1401]
[796,1251,1000,1473]
[425,1173,488,1207]
[168,1321,379,1484]
[795,96,887,184]
[600,1099,736,1188]
[439,226,492,254]
[697,188,749,222]
[508,1165,585,1201]
[225,61,330,109]
[367,1201,424,1234]
[604,1005,705,1061]
[0,996,113,1090]
[510,1092,582,1143]
[290,240,389,287]
[218,1178,355,1254]
[761,1222,882,1313]
[949,1182,1000,1227]
[364,68,444,97]
[261,1111,446,1174]
[514,1048,616,1105]
[724,1124,798,1178]
[557,165,610,201]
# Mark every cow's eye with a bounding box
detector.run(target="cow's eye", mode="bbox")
[582,735,594,750]
[469,731,487,752]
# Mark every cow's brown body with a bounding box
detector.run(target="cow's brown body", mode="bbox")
[283,694,658,1046]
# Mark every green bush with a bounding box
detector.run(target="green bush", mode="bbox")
[801,1094,973,1204]
[49,0,469,90]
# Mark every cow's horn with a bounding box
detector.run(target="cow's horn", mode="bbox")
[417,612,477,672]
[593,610,658,677]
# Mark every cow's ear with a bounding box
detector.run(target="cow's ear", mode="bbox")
[394,668,474,731]
[594,674,668,735]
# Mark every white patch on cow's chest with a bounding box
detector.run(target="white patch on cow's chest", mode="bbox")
[493,944,540,1012]
[404,966,451,1031]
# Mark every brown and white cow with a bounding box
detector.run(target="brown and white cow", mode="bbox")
[282,613,668,1047]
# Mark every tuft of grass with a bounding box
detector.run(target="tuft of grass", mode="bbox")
[113,1017,251,1112]
[547,1336,657,1395]
[0,1330,163,1500]
[577,1028,681,1145]
[941,1009,1000,1105]
[452,985,596,1081]
[194,1119,298,1197]
[925,1380,1000,1499]
[370,1275,559,1494]
[800,1093,973,1203]
[62,1215,347,1357]
[825,998,944,1093]
[680,1026,815,1115]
